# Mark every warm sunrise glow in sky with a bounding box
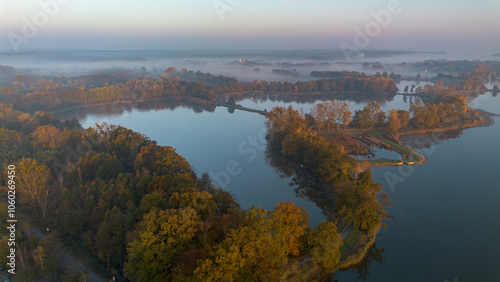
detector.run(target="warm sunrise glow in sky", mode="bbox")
[0,0,499,51]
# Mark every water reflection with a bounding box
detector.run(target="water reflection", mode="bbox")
[332,244,386,281]
[53,97,217,121]
[399,129,464,149]
[228,92,398,106]
[353,147,402,161]
[53,92,406,123]
[265,144,337,219]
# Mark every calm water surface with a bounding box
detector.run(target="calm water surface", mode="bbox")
[54,92,500,281]
[335,92,500,281]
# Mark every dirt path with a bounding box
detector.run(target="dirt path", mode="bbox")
[25,224,106,282]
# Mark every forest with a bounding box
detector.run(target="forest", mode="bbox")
[0,68,398,112]
[0,101,390,280]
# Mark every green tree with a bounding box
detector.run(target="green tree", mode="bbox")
[311,103,327,130]
[351,108,371,129]
[410,102,426,128]
[397,110,410,129]
[202,206,292,281]
[423,104,439,128]
[17,158,53,218]
[375,111,386,127]
[336,171,390,230]
[172,191,219,253]
[31,125,60,150]
[192,245,245,281]
[271,202,309,256]
[265,106,305,148]
[307,221,343,271]
[351,102,383,129]
[133,144,192,177]
[388,109,401,132]
[339,102,352,128]
[95,207,125,274]
[33,245,47,271]
[124,208,200,281]
[453,96,468,114]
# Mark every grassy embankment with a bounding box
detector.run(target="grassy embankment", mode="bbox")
[319,129,424,167]
[320,111,486,168]
[368,131,424,166]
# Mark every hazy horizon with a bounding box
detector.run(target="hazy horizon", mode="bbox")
[1,0,499,53]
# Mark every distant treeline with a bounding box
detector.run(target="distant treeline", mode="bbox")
[401,61,499,85]
[176,68,238,85]
[409,60,500,78]
[0,69,398,111]
[310,71,366,79]
[272,69,299,77]
[302,91,478,133]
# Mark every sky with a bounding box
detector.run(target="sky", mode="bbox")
[0,0,499,52]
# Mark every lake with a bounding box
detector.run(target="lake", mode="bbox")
[53,91,500,281]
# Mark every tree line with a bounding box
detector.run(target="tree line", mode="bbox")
[0,69,398,111]
[303,94,478,133]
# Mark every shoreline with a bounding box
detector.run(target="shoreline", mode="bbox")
[320,107,496,168]
[299,109,498,278]
[43,89,396,115]
[49,95,192,114]
[285,223,381,281]
[49,95,269,116]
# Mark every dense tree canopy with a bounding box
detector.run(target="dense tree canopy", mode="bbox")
[266,106,390,232]
[2,103,365,280]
